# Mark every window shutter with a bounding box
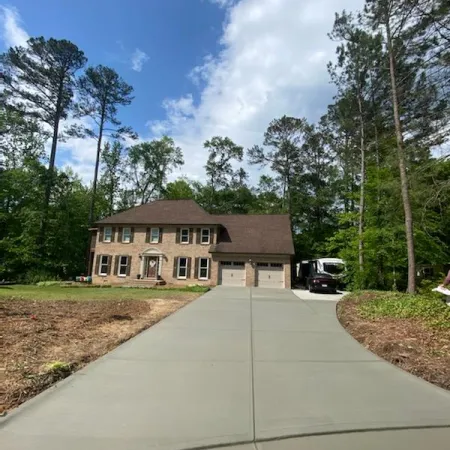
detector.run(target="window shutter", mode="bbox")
[94,255,100,275]
[173,257,178,278]
[99,227,104,242]
[187,257,192,279]
[114,255,119,275]
[111,227,116,242]
[189,228,194,244]
[130,227,135,243]
[208,258,212,279]
[159,228,163,243]
[195,258,199,279]
[145,227,150,243]
[107,256,112,275]
[176,228,180,244]
[118,227,123,243]
[127,256,132,276]
[196,228,201,244]
[210,227,215,244]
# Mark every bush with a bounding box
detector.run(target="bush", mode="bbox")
[20,270,60,285]
[36,281,63,287]
[417,275,445,295]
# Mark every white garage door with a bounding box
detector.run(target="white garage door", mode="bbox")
[256,263,284,288]
[219,261,246,287]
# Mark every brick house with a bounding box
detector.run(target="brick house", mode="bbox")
[90,199,294,288]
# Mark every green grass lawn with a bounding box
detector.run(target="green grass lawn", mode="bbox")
[0,284,209,301]
[344,291,450,329]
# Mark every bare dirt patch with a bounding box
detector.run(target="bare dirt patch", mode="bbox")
[0,295,197,413]
[338,296,450,391]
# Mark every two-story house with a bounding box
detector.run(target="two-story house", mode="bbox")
[90,199,294,288]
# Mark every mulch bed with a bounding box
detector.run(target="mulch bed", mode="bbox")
[0,297,193,413]
[337,295,450,391]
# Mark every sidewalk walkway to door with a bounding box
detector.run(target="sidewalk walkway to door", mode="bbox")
[2,287,450,450]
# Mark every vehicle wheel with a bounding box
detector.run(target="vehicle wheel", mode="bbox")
[309,284,314,293]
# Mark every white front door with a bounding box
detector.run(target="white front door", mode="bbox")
[219,261,246,287]
[256,263,284,288]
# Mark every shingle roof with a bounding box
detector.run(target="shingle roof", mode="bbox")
[211,214,294,255]
[96,199,219,225]
[96,200,294,255]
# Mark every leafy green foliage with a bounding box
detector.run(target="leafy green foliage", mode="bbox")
[352,291,450,329]
[125,137,184,205]
[44,361,72,374]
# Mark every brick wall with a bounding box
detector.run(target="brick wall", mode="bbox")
[93,225,218,286]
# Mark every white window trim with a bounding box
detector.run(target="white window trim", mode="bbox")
[122,227,131,243]
[201,228,210,245]
[103,227,112,243]
[118,256,128,278]
[198,258,209,280]
[177,257,188,279]
[150,227,160,243]
[99,255,109,276]
[180,228,190,244]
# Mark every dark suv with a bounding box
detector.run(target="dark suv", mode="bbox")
[307,272,338,294]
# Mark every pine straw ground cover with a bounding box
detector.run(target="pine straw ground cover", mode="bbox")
[0,286,205,413]
[338,291,450,391]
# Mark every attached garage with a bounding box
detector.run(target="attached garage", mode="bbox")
[256,262,284,288]
[219,261,246,287]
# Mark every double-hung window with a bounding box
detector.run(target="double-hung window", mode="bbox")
[103,227,112,243]
[99,255,109,275]
[150,228,160,243]
[122,227,131,243]
[177,257,188,279]
[118,256,128,277]
[198,258,209,280]
[180,228,189,244]
[201,228,210,244]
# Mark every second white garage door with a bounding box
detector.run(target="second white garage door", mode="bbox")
[256,263,284,288]
[219,261,246,287]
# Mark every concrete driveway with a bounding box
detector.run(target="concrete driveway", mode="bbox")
[2,288,450,450]
[292,288,347,301]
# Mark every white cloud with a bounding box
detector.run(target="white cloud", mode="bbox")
[150,0,365,183]
[0,5,29,48]
[130,48,149,72]
[208,0,237,7]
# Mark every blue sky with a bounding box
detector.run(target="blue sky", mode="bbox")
[1,0,365,183]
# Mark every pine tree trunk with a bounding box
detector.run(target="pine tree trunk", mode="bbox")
[40,102,62,240]
[88,109,105,226]
[357,93,365,281]
[386,21,416,294]
[109,187,114,217]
